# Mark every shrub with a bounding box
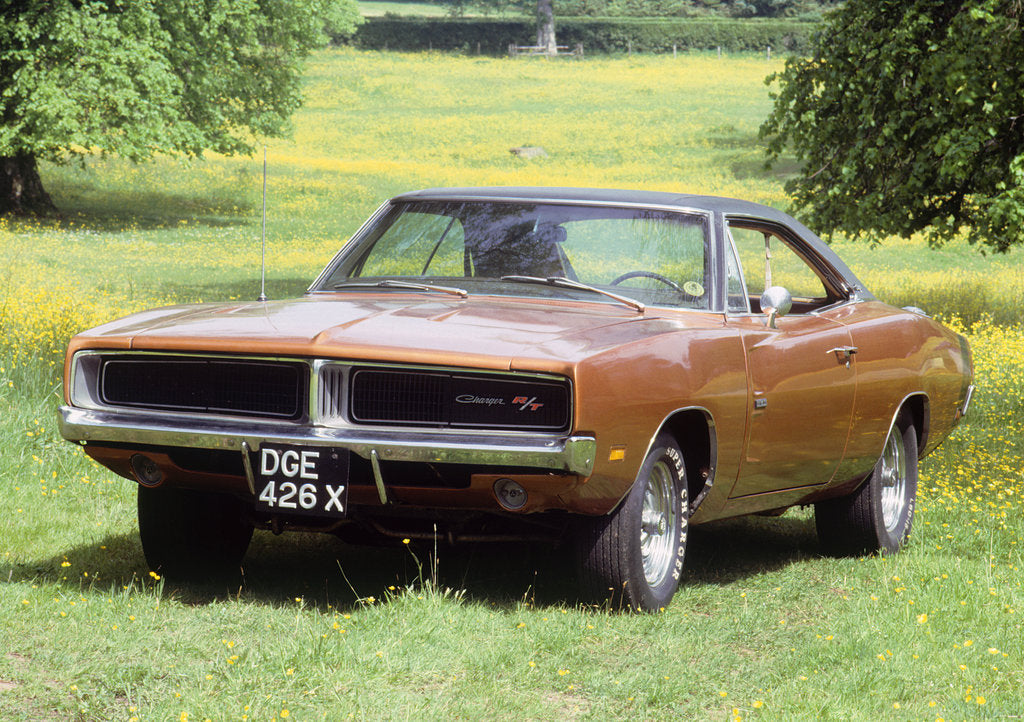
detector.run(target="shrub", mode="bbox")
[347,17,817,55]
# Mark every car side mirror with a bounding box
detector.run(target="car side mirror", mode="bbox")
[760,286,792,329]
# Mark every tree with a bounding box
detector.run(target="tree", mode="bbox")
[440,0,557,53]
[761,0,1024,253]
[0,0,361,215]
[537,0,557,53]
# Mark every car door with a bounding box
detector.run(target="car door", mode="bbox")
[724,222,858,498]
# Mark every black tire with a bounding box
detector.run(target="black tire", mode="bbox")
[815,410,918,556]
[137,485,253,583]
[576,432,688,612]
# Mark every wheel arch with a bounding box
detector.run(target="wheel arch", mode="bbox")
[659,408,716,515]
[898,392,929,459]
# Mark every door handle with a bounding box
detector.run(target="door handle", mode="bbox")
[827,346,858,368]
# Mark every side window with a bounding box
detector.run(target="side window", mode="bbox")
[727,223,830,311]
[725,227,749,313]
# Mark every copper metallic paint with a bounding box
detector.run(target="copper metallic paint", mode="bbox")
[59,190,973,531]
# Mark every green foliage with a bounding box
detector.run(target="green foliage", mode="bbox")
[324,0,367,34]
[590,0,838,17]
[428,0,838,18]
[761,0,1024,253]
[0,0,362,164]
[353,16,816,52]
[699,0,839,17]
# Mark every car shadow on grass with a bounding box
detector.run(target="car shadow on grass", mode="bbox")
[685,512,822,585]
[4,512,823,611]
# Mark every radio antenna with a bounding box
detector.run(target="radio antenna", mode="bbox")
[258,145,268,302]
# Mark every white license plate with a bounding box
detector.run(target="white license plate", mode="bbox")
[253,444,349,517]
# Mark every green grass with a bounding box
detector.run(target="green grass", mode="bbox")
[1,49,1022,720]
[359,0,456,16]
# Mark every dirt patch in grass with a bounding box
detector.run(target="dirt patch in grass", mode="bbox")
[0,652,68,719]
[1,653,23,691]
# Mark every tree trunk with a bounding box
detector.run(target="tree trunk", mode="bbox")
[0,153,56,215]
[536,0,556,56]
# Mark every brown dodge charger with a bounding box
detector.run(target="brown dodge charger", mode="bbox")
[59,187,974,611]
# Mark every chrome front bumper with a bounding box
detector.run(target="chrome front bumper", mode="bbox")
[58,406,597,477]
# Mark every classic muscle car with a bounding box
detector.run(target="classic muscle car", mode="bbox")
[59,187,974,611]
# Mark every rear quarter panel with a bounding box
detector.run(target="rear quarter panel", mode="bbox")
[830,301,971,488]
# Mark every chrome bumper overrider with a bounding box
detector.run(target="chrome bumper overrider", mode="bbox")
[58,407,597,477]
[960,384,975,418]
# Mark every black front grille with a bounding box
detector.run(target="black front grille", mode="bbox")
[350,369,570,431]
[101,357,306,420]
[353,370,447,424]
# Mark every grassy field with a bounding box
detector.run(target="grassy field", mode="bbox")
[1,49,1022,720]
[359,0,454,16]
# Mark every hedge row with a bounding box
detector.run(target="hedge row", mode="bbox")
[348,17,818,55]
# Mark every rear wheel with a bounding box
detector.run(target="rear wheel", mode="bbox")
[577,433,688,612]
[137,485,253,583]
[815,410,918,556]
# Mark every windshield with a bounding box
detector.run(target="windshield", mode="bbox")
[315,200,711,310]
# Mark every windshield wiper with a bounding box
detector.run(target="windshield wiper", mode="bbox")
[333,279,468,298]
[501,275,645,313]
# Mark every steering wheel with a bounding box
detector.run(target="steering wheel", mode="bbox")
[610,270,688,295]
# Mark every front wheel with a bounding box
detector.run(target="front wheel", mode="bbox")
[576,433,688,612]
[138,485,254,583]
[815,410,918,556]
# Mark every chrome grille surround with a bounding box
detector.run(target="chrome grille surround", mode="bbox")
[72,352,573,434]
[71,352,310,422]
[100,356,306,420]
[348,366,571,431]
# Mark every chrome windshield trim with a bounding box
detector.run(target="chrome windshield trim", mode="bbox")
[391,195,716,217]
[58,407,597,477]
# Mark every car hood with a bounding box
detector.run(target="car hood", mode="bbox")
[72,293,723,373]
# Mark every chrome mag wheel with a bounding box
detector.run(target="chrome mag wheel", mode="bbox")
[878,425,908,534]
[640,459,679,588]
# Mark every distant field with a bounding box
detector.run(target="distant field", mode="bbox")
[15,49,1023,322]
[1,50,1021,720]
[359,0,451,16]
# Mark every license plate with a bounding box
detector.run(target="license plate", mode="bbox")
[253,444,350,517]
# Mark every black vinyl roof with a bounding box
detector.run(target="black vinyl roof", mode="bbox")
[392,186,872,298]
